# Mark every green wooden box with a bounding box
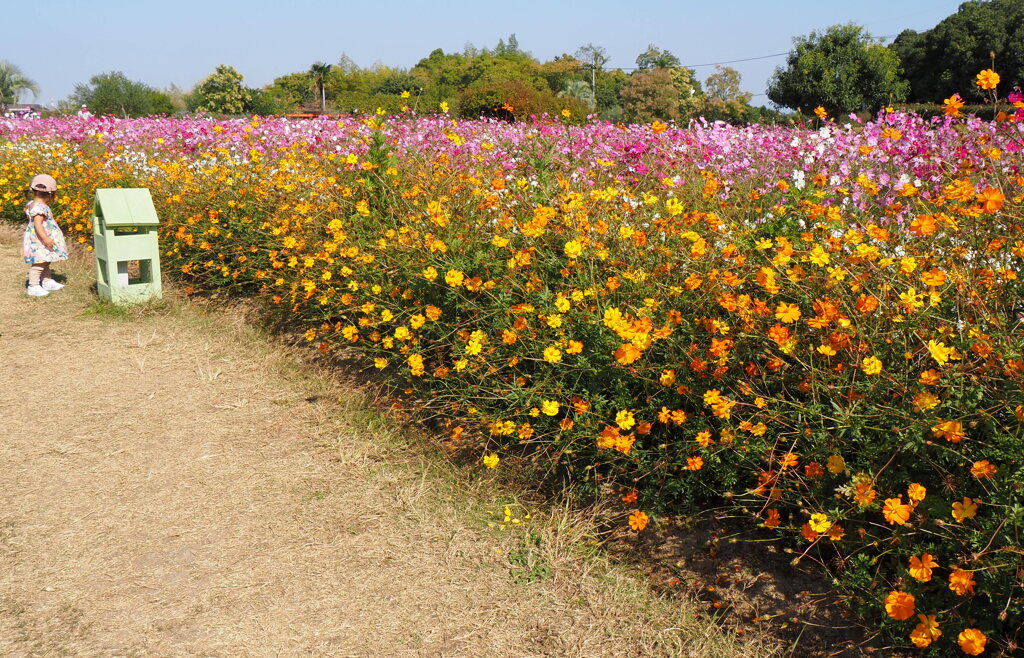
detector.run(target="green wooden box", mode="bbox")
[92,188,162,304]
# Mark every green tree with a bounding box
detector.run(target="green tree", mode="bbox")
[266,72,314,112]
[704,65,750,103]
[309,61,332,112]
[767,23,908,115]
[575,43,609,98]
[539,54,585,95]
[558,80,596,110]
[694,65,755,124]
[620,68,685,123]
[0,61,38,112]
[891,0,1024,102]
[635,44,681,70]
[188,65,252,115]
[67,71,170,117]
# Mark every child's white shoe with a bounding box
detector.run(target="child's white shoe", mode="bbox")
[26,285,49,297]
[41,278,65,291]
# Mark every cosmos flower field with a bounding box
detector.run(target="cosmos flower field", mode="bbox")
[2,104,1022,653]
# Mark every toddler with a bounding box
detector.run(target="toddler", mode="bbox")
[23,174,69,297]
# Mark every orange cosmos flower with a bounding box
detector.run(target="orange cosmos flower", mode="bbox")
[932,420,965,443]
[804,461,824,479]
[763,508,781,528]
[952,497,978,522]
[913,213,937,236]
[943,93,965,116]
[628,510,649,531]
[970,460,997,479]
[921,268,947,287]
[800,523,819,541]
[614,343,642,364]
[949,569,977,596]
[884,590,916,620]
[853,482,877,507]
[909,553,938,582]
[620,490,638,504]
[826,524,845,541]
[976,68,1000,90]
[977,186,1005,213]
[883,497,912,525]
[907,483,927,503]
[958,628,987,655]
[813,106,828,119]
[909,614,942,648]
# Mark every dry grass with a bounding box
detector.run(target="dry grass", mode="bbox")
[0,225,777,657]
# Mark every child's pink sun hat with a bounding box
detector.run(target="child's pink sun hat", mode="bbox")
[30,174,57,192]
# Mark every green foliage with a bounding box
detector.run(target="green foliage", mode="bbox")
[456,79,588,121]
[635,44,682,70]
[508,531,551,584]
[620,68,698,123]
[309,62,332,112]
[266,72,314,112]
[891,0,1024,102]
[188,65,253,115]
[0,60,38,111]
[768,23,909,115]
[67,71,169,117]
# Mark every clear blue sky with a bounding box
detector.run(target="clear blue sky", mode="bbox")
[8,0,966,107]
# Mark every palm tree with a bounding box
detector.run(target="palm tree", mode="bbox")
[0,61,39,113]
[309,62,331,113]
[558,80,596,110]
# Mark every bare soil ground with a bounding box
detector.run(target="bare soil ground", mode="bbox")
[0,226,765,657]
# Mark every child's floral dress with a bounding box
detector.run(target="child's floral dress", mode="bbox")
[23,200,69,263]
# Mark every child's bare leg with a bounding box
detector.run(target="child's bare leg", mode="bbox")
[41,262,51,280]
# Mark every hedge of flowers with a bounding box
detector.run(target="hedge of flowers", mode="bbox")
[2,78,1022,653]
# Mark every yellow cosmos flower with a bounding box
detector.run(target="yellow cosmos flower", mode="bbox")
[615,409,636,430]
[445,269,465,287]
[808,513,831,533]
[541,400,560,416]
[927,339,955,366]
[774,302,801,323]
[482,453,499,469]
[543,346,562,363]
[861,356,883,375]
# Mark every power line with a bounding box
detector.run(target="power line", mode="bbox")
[602,34,902,73]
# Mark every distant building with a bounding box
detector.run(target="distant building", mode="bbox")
[5,104,43,117]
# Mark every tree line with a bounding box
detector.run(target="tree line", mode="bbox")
[2,0,1021,122]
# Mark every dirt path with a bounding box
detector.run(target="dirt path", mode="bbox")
[0,228,754,657]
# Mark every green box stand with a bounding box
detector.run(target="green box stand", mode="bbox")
[93,188,162,304]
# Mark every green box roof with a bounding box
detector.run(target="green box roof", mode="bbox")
[94,188,159,227]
